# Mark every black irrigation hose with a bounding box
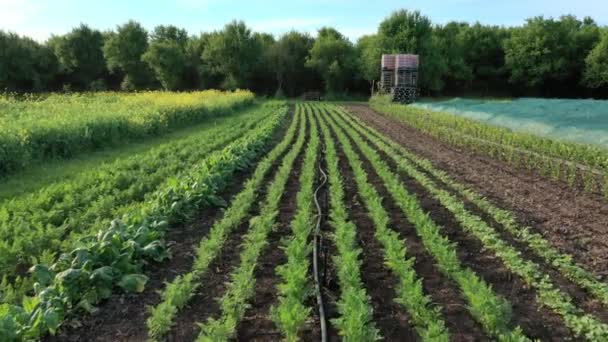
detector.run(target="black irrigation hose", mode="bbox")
[313,145,329,342]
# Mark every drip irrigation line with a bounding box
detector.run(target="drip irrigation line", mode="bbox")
[313,141,329,342]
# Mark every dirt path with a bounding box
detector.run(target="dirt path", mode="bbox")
[344,104,608,279]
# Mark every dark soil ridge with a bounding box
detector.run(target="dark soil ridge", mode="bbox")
[235,116,310,341]
[345,104,608,279]
[293,110,341,342]
[164,108,304,342]
[340,106,574,339]
[338,108,608,323]
[318,112,417,340]
[326,113,486,341]
[45,107,295,342]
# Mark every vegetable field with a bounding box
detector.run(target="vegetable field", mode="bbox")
[1,100,608,341]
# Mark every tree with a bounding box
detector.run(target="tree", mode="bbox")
[51,24,106,89]
[584,31,608,88]
[356,34,382,92]
[103,20,151,90]
[0,31,58,91]
[377,10,447,92]
[306,27,358,94]
[142,25,189,90]
[268,31,315,96]
[202,21,261,90]
[460,23,509,93]
[504,16,600,90]
[434,22,472,91]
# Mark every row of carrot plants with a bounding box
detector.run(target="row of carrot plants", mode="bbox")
[324,106,528,340]
[0,102,288,341]
[0,102,276,305]
[333,106,608,340]
[316,106,380,340]
[370,96,608,197]
[0,90,254,176]
[318,105,450,340]
[271,103,320,340]
[146,103,302,341]
[337,106,608,310]
[194,105,309,341]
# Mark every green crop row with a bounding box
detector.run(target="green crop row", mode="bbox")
[325,105,528,341]
[337,105,608,312]
[316,105,380,341]
[0,90,254,176]
[194,104,308,341]
[271,103,320,341]
[0,101,287,341]
[370,96,608,197]
[334,106,608,340]
[146,103,302,341]
[318,105,450,340]
[0,103,277,304]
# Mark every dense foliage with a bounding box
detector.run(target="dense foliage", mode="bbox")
[0,90,253,176]
[2,9,608,97]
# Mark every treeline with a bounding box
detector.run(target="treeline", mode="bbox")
[2,9,608,98]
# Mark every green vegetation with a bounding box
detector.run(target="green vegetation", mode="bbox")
[370,95,608,196]
[0,101,287,341]
[271,104,319,340]
[0,103,277,304]
[146,103,301,341]
[4,9,608,97]
[317,106,379,340]
[324,106,527,340]
[0,90,253,176]
[195,104,307,341]
[338,106,608,309]
[317,109,449,339]
[333,105,608,339]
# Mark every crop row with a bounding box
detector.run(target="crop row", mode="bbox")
[194,104,308,341]
[370,96,608,197]
[146,103,302,341]
[333,105,608,340]
[323,106,527,340]
[0,102,278,305]
[338,105,608,311]
[316,106,379,340]
[0,90,254,176]
[271,103,320,340]
[0,101,287,341]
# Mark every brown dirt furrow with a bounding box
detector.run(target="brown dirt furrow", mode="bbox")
[330,117,488,341]
[325,118,416,341]
[339,110,608,323]
[165,111,303,342]
[345,104,608,279]
[338,108,573,339]
[235,130,307,341]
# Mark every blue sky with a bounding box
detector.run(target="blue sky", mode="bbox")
[1,0,607,42]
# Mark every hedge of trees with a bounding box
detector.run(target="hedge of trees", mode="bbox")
[2,9,608,98]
